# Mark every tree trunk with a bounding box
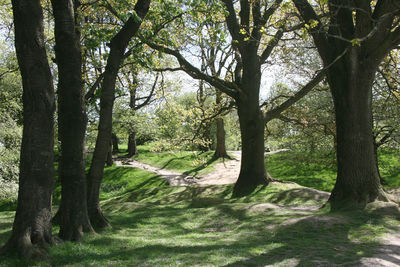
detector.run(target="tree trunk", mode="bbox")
[214,90,228,158]
[86,0,150,229]
[1,0,55,259]
[232,53,272,197]
[214,118,228,158]
[106,140,113,166]
[127,129,139,157]
[327,59,387,210]
[111,132,119,153]
[52,0,94,241]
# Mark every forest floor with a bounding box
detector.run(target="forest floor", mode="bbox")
[115,150,400,267]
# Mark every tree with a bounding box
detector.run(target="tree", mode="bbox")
[52,0,94,241]
[293,0,400,209]
[125,69,158,157]
[87,0,151,228]
[1,0,55,258]
[146,0,325,196]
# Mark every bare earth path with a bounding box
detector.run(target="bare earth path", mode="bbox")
[115,150,400,267]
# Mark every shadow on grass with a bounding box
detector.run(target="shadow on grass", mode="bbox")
[44,203,400,267]
[269,187,329,205]
[114,184,233,206]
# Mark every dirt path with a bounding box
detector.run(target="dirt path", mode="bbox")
[115,151,242,186]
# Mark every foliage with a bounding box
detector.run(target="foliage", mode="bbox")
[266,83,335,152]
[0,42,22,203]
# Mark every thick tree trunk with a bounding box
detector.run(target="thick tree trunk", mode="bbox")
[233,102,271,197]
[232,53,272,197]
[1,0,55,259]
[127,129,139,157]
[327,60,387,210]
[86,0,150,229]
[52,0,94,241]
[214,90,228,158]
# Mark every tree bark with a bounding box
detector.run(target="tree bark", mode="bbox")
[52,0,94,241]
[214,90,228,158]
[232,52,272,197]
[327,59,388,210]
[1,0,55,259]
[87,0,150,229]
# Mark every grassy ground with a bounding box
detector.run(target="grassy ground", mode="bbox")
[266,149,400,192]
[0,148,399,266]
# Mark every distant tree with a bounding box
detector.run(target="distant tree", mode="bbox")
[125,69,158,157]
[1,0,55,258]
[293,0,400,209]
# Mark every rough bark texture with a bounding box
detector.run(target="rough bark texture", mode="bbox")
[52,0,94,241]
[327,57,388,210]
[232,50,271,197]
[87,0,150,229]
[1,0,55,258]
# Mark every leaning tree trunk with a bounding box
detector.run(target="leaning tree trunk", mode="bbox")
[232,55,272,197]
[327,61,387,210]
[86,0,150,229]
[52,0,94,241]
[214,90,228,158]
[1,0,55,259]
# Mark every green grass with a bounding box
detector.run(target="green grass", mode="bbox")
[124,145,228,177]
[378,149,400,188]
[266,151,337,192]
[266,149,400,192]
[1,147,399,266]
[1,168,399,266]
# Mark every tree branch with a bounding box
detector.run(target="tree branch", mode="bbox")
[145,41,239,99]
[134,73,159,110]
[264,69,326,123]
